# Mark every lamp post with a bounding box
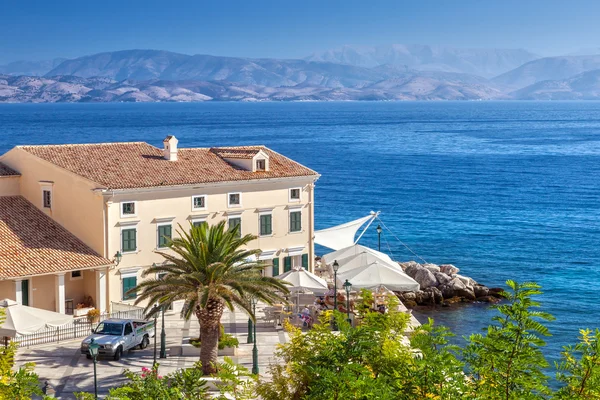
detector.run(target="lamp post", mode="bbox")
[343,279,352,325]
[113,251,122,266]
[332,260,340,331]
[153,312,158,366]
[160,305,167,359]
[376,224,382,251]
[251,297,259,375]
[88,338,99,400]
[247,317,253,343]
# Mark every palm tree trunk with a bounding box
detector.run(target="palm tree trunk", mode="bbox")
[196,298,225,375]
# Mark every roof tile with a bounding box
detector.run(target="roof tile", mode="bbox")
[0,162,19,177]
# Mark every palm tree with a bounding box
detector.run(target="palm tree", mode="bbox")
[133,221,289,375]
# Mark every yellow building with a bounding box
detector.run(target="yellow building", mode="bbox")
[0,136,319,313]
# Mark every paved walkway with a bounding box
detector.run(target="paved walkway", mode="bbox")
[14,305,289,399]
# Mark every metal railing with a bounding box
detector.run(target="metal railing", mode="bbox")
[13,306,145,348]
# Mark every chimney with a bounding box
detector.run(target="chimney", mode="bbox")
[163,135,178,161]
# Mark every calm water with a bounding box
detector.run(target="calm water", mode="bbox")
[1,102,599,366]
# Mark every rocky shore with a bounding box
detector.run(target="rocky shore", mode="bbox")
[396,261,504,308]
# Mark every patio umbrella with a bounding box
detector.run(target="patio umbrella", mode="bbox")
[334,251,404,274]
[321,244,394,266]
[275,268,329,311]
[336,261,420,292]
[0,299,73,337]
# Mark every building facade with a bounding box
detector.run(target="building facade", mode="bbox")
[0,136,319,313]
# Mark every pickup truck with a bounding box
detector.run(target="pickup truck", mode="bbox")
[80,318,155,361]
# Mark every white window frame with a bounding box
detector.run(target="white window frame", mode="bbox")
[288,207,303,234]
[39,182,53,210]
[228,192,242,208]
[120,225,138,254]
[156,222,173,250]
[191,195,207,211]
[120,267,141,301]
[258,209,273,237]
[191,217,207,227]
[120,201,137,218]
[70,270,83,281]
[227,213,243,236]
[289,187,301,202]
[256,159,266,171]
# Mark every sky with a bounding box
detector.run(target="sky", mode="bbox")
[1,0,599,64]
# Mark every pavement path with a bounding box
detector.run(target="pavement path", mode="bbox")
[14,305,289,399]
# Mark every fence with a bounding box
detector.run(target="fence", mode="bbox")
[13,306,145,348]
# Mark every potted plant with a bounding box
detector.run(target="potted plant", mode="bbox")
[86,308,100,324]
[73,295,95,317]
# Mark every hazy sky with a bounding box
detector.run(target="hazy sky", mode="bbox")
[1,0,599,64]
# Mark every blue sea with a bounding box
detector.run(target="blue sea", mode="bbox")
[1,102,599,367]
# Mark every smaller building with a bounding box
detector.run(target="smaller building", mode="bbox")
[0,195,112,314]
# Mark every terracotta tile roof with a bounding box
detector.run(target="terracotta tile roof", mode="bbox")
[211,148,261,159]
[18,142,319,190]
[0,162,19,177]
[0,196,111,279]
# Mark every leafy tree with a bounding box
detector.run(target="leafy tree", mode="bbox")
[554,328,600,399]
[132,222,288,374]
[464,280,554,400]
[0,308,43,400]
[214,357,257,400]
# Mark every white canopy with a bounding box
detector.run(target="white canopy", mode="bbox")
[314,212,378,251]
[333,251,402,274]
[322,244,394,266]
[337,261,420,292]
[275,268,329,294]
[0,299,73,337]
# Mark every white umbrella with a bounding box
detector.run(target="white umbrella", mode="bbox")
[275,268,329,312]
[334,251,404,274]
[336,261,420,292]
[321,244,394,266]
[0,299,73,337]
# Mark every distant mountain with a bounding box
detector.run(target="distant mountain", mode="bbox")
[492,55,600,89]
[0,71,505,103]
[511,69,600,100]
[305,44,539,78]
[0,58,67,76]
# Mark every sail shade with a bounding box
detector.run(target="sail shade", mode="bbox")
[0,299,73,337]
[314,214,375,250]
[336,262,420,292]
[321,244,394,266]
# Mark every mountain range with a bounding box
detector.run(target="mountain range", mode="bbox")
[1,46,600,102]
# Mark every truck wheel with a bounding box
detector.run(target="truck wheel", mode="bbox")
[139,335,149,349]
[114,347,123,361]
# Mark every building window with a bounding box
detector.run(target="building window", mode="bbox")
[42,189,52,208]
[272,258,280,276]
[157,224,172,248]
[192,195,206,210]
[122,276,137,300]
[289,188,301,202]
[260,214,273,236]
[290,211,302,232]
[228,217,241,238]
[121,228,137,253]
[71,270,83,280]
[228,193,241,208]
[121,201,136,217]
[192,220,207,228]
[256,159,266,171]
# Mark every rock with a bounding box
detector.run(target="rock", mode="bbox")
[404,263,423,279]
[414,268,438,289]
[489,288,505,298]
[423,263,441,273]
[449,278,466,291]
[439,284,455,299]
[477,296,501,304]
[401,291,416,301]
[398,260,419,272]
[427,287,443,304]
[403,300,417,309]
[442,296,462,306]
[440,264,460,276]
[455,274,473,288]
[473,285,489,298]
[434,271,452,286]
[456,288,476,301]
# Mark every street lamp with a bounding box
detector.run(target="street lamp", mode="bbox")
[251,297,259,375]
[113,251,122,266]
[376,225,382,251]
[160,305,167,359]
[332,260,340,331]
[343,279,352,325]
[88,338,99,400]
[247,316,254,344]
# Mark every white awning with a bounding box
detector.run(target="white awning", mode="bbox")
[337,262,420,292]
[314,212,378,250]
[0,299,74,337]
[275,268,328,294]
[258,250,278,260]
[286,246,305,257]
[322,244,394,266]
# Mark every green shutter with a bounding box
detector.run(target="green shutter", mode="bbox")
[21,280,29,306]
[302,254,309,270]
[158,225,172,248]
[122,228,136,252]
[193,221,207,228]
[228,218,241,238]
[123,277,137,300]
[283,256,292,272]
[260,214,272,236]
[290,211,301,232]
[272,258,280,276]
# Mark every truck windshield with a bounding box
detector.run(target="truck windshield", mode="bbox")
[94,322,123,335]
